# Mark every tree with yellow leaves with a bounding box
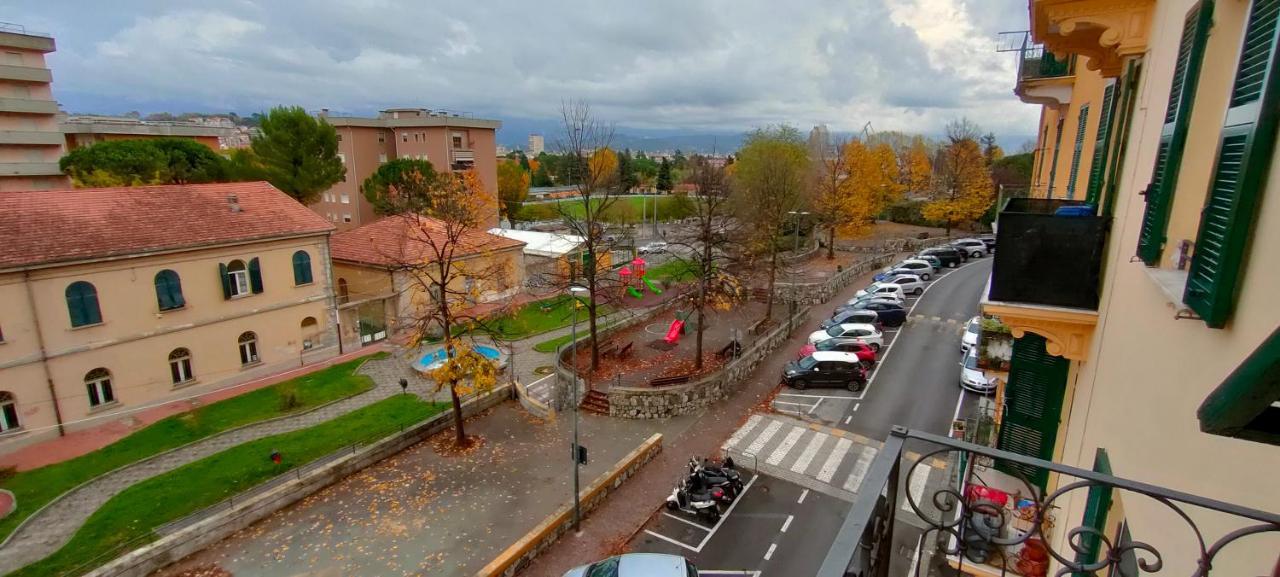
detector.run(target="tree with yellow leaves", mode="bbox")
[923,122,995,234]
[497,160,530,220]
[903,136,934,195]
[589,147,619,185]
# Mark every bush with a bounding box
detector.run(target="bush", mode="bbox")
[880,200,946,228]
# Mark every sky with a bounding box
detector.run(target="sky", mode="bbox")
[7,0,1037,149]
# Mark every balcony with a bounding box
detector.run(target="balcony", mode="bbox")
[817,427,1280,577]
[1012,41,1075,106]
[0,64,52,83]
[0,97,57,115]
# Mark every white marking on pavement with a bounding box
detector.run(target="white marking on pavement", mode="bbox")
[663,512,714,531]
[844,415,852,425]
[951,390,968,424]
[724,414,763,450]
[791,432,829,474]
[853,403,861,412]
[903,465,933,512]
[807,398,823,414]
[767,426,806,466]
[695,475,758,551]
[798,489,809,504]
[843,447,878,493]
[698,572,763,576]
[777,393,856,399]
[773,401,814,407]
[745,419,783,455]
[781,515,794,533]
[644,529,699,552]
[817,438,853,482]
[764,543,777,561]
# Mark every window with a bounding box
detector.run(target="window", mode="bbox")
[292,251,314,285]
[238,332,259,365]
[337,153,346,164]
[168,348,194,384]
[343,214,352,223]
[340,193,350,204]
[65,281,102,328]
[378,133,386,144]
[85,368,114,408]
[451,132,464,149]
[1085,84,1118,205]
[402,133,408,143]
[378,153,387,163]
[336,133,342,142]
[1047,117,1064,195]
[0,391,18,432]
[154,269,185,311]
[224,260,250,297]
[1066,104,1089,199]
[338,278,349,304]
[301,316,319,350]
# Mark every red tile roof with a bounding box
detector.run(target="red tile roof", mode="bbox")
[0,181,334,270]
[330,214,525,268]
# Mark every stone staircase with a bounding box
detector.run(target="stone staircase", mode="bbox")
[581,389,611,415]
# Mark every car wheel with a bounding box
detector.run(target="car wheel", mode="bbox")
[972,250,983,258]
[921,273,931,281]
[914,287,924,295]
[848,380,865,392]
[792,379,808,390]
[869,343,881,352]
[666,500,678,510]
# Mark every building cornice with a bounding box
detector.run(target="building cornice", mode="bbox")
[1032,0,1155,78]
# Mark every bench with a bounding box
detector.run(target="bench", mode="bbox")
[650,374,693,387]
[599,342,621,358]
[717,340,742,359]
[747,318,768,336]
[616,341,634,360]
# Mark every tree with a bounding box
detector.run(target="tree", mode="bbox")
[496,160,530,220]
[980,132,1004,165]
[903,136,934,195]
[249,106,345,204]
[617,149,638,192]
[518,152,531,172]
[589,147,619,185]
[60,138,232,187]
[923,135,994,234]
[812,137,854,260]
[657,158,673,192]
[531,161,554,187]
[731,126,810,324]
[364,165,507,446]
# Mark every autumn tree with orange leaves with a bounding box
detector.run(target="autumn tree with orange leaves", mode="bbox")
[922,120,994,234]
[813,138,903,258]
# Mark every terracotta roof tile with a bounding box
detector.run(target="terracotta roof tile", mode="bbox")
[0,182,334,270]
[330,214,524,268]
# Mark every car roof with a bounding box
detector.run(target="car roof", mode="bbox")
[838,309,877,317]
[871,282,901,289]
[835,322,878,331]
[811,351,861,362]
[953,238,983,244]
[888,274,921,282]
[616,553,688,575]
[901,258,930,265]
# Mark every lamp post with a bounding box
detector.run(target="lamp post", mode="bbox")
[788,210,811,253]
[567,284,589,533]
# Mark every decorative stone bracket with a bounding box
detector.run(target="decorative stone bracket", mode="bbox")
[982,302,1098,361]
[1032,0,1155,77]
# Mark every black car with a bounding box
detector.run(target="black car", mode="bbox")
[835,300,907,327]
[919,246,963,268]
[821,309,881,330]
[781,352,868,392]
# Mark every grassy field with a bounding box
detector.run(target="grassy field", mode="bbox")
[0,353,386,544]
[645,259,699,283]
[531,317,624,353]
[13,394,447,577]
[512,195,699,224]
[466,295,614,340]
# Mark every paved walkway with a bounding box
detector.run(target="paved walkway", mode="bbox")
[0,354,437,575]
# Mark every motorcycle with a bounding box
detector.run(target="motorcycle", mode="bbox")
[688,457,745,498]
[666,478,722,522]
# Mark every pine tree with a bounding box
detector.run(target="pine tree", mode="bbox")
[657,157,673,192]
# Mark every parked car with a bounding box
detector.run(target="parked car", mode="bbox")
[638,241,668,254]
[798,338,877,366]
[914,254,943,270]
[836,298,908,327]
[781,351,868,392]
[919,246,964,267]
[977,234,996,251]
[854,282,907,302]
[821,309,882,330]
[961,315,981,354]
[959,348,993,393]
[878,274,926,295]
[951,238,988,258]
[808,323,884,349]
[895,258,937,279]
[563,554,697,577]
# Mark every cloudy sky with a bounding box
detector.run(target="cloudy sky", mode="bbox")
[9,0,1036,146]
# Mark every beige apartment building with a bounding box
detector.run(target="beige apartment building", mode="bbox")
[310,108,501,231]
[0,23,67,192]
[60,114,237,151]
[0,182,339,453]
[977,0,1280,574]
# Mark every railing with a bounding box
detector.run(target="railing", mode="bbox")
[817,426,1280,577]
[989,198,1109,310]
[1020,46,1074,81]
[0,22,52,38]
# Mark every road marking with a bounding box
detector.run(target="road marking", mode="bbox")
[764,543,777,561]
[807,398,823,414]
[663,512,714,531]
[644,529,699,552]
[791,432,829,474]
[773,401,815,407]
[902,465,932,512]
[844,415,852,425]
[724,414,763,450]
[780,515,794,533]
[767,426,806,466]
[817,438,853,482]
[745,419,783,455]
[694,474,758,551]
[699,572,762,576]
[777,393,856,399]
[798,489,809,504]
[843,447,878,493]
[526,373,555,391]
[853,402,861,412]
[951,390,968,424]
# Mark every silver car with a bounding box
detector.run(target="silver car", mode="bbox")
[563,553,698,577]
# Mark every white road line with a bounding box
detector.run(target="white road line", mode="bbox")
[780,515,794,533]
[776,393,856,399]
[663,512,714,531]
[764,543,777,561]
[853,403,861,412]
[951,389,968,423]
[723,414,763,450]
[695,474,758,551]
[807,398,823,414]
[817,438,853,482]
[767,426,806,465]
[844,415,852,425]
[699,572,763,576]
[791,432,829,474]
[902,465,932,512]
[843,447,878,493]
[907,534,923,577]
[745,419,783,455]
[773,401,815,407]
[644,529,699,552]
[526,373,555,390]
[798,489,809,504]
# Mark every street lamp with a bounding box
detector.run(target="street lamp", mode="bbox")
[787,211,811,252]
[567,284,590,533]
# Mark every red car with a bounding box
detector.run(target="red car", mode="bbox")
[797,340,877,366]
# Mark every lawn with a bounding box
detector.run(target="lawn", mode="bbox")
[0,352,387,544]
[645,259,699,283]
[513,195,699,224]
[12,394,448,577]
[467,295,614,340]
[531,317,623,353]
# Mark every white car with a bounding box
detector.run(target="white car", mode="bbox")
[951,239,988,258]
[855,282,907,301]
[808,322,884,350]
[879,274,926,295]
[563,554,697,577]
[959,348,993,393]
[961,316,981,354]
[637,241,668,254]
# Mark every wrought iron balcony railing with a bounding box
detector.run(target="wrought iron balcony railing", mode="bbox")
[817,426,1280,577]
[1020,47,1074,81]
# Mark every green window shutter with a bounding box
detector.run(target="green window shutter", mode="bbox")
[1197,326,1280,444]
[154,270,185,310]
[1103,61,1144,217]
[1072,449,1114,575]
[248,257,264,294]
[292,251,313,285]
[219,262,232,300]
[66,281,102,327]
[1186,0,1280,328]
[1136,1,1215,265]
[995,333,1070,492]
[1047,118,1065,196]
[1085,85,1117,205]
[1067,104,1090,198]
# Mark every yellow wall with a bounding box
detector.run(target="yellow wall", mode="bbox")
[1028,64,1108,200]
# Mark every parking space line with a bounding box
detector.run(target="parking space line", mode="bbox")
[773,401,814,407]
[662,512,714,531]
[853,403,860,412]
[791,431,828,474]
[797,488,809,503]
[777,393,855,400]
[643,529,699,552]
[724,414,764,450]
[807,398,822,414]
[781,515,794,533]
[695,474,758,551]
[764,543,777,560]
[844,415,852,425]
[745,420,783,455]
[767,426,806,465]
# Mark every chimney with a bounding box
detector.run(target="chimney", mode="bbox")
[228,194,241,213]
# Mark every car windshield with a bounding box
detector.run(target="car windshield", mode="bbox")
[586,557,620,577]
[967,320,980,334]
[826,326,842,337]
[815,339,836,351]
[798,356,819,369]
[963,354,980,370]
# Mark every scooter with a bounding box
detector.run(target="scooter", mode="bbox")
[688,458,745,496]
[666,478,722,522]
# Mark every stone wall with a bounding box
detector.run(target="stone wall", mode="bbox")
[607,307,809,419]
[553,300,679,410]
[475,433,662,577]
[836,236,952,254]
[86,385,512,577]
[772,253,896,306]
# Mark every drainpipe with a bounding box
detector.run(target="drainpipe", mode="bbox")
[24,271,65,436]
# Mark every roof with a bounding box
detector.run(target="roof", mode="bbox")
[0,181,334,270]
[811,351,862,362]
[487,228,583,258]
[331,214,524,268]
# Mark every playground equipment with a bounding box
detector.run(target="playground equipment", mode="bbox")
[621,257,663,298]
[664,319,685,344]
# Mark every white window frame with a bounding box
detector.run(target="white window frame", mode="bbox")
[337,153,346,164]
[86,373,114,407]
[343,214,352,223]
[378,153,387,163]
[169,350,194,384]
[239,335,259,365]
[227,262,250,297]
[0,393,18,432]
[340,193,350,204]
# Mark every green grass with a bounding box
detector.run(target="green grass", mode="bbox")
[464,296,614,340]
[645,259,699,283]
[531,317,625,353]
[12,394,448,577]
[512,195,700,224]
[0,352,388,544]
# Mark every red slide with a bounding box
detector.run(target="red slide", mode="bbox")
[664,319,685,344]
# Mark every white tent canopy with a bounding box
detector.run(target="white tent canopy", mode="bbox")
[487,228,584,259]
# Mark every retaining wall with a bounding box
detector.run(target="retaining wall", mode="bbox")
[773,253,896,306]
[553,301,680,410]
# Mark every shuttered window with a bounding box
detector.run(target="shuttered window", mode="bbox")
[65,281,102,328]
[248,257,264,294]
[995,333,1070,491]
[1085,85,1117,205]
[292,251,313,285]
[1047,118,1065,196]
[1103,60,1144,217]
[1136,1,1215,265]
[1067,104,1090,198]
[154,270,185,311]
[1185,0,1280,328]
[1073,449,1114,575]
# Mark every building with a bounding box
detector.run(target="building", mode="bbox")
[975,0,1280,574]
[310,108,501,231]
[0,182,339,452]
[527,133,544,156]
[60,114,238,151]
[488,228,588,287]
[329,215,524,350]
[0,23,67,192]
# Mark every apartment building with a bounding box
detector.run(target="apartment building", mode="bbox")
[0,23,67,192]
[527,133,544,156]
[976,0,1280,574]
[0,182,339,452]
[60,114,237,151]
[310,108,501,231]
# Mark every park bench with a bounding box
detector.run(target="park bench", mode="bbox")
[650,374,692,387]
[616,341,634,359]
[599,341,621,358]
